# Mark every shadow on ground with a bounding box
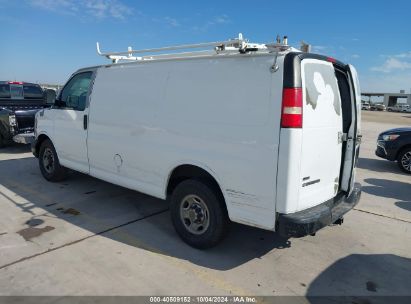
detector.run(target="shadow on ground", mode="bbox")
[357,157,407,175]
[0,143,31,154]
[395,201,411,212]
[361,178,411,215]
[306,254,411,303]
[361,177,411,205]
[0,157,290,271]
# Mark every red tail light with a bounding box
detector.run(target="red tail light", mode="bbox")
[281,87,302,128]
[8,81,23,85]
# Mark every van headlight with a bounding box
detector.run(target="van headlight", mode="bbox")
[8,114,16,127]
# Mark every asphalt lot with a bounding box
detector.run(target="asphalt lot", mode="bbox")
[0,111,410,297]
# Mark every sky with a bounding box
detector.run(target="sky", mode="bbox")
[0,0,410,93]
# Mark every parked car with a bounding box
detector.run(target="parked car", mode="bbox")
[0,108,17,147]
[361,102,371,110]
[32,35,362,248]
[376,128,411,173]
[370,104,386,111]
[0,81,54,145]
[400,104,408,112]
[377,104,386,111]
[387,104,411,112]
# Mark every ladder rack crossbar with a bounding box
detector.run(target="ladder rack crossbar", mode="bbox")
[96,39,242,57]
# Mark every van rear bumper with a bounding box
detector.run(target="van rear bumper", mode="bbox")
[277,183,361,238]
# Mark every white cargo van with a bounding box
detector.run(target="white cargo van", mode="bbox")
[32,35,361,248]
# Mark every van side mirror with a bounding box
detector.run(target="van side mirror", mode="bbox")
[44,89,57,104]
[54,98,66,108]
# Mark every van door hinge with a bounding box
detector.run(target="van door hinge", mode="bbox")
[338,132,348,143]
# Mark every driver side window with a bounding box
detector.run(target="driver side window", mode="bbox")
[60,72,92,111]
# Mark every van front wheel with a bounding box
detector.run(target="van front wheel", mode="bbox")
[39,139,67,182]
[170,179,228,249]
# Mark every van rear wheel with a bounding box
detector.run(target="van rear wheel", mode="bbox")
[170,179,228,249]
[39,139,67,182]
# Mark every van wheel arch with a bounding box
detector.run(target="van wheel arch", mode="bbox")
[38,138,67,181]
[35,134,51,157]
[166,164,228,213]
[167,165,230,248]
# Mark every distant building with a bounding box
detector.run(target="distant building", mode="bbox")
[361,92,411,107]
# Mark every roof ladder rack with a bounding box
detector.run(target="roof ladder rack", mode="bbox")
[96,33,291,63]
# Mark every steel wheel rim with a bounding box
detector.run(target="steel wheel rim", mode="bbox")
[401,152,411,172]
[42,147,55,174]
[180,194,210,235]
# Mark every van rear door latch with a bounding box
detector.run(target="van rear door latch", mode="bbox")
[338,132,348,143]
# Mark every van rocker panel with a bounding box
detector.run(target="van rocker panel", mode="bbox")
[277,183,361,237]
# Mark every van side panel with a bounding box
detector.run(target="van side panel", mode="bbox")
[87,55,283,230]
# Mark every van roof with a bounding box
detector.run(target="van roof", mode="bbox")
[77,35,346,74]
[76,48,293,73]
[76,50,348,81]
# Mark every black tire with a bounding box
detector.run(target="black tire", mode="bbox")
[0,134,5,148]
[397,147,411,174]
[39,139,67,181]
[170,179,229,249]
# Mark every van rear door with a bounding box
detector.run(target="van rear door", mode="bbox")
[340,64,361,194]
[298,59,343,211]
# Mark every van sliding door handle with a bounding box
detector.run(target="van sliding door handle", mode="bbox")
[83,114,88,130]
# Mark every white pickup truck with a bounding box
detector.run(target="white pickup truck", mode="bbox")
[387,104,411,112]
[32,35,362,248]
